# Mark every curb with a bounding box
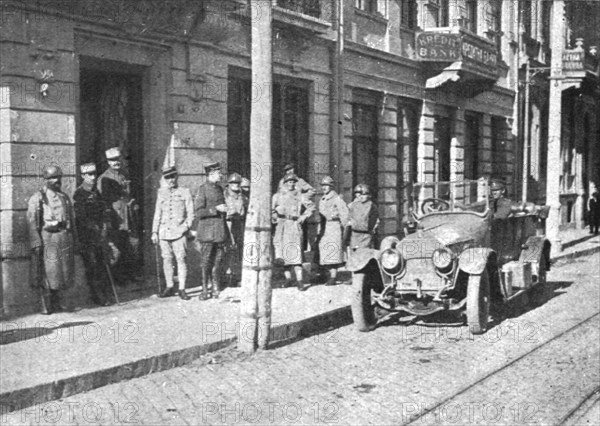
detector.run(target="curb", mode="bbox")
[0,307,353,412]
[551,245,600,264]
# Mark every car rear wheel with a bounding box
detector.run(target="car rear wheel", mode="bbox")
[530,256,552,306]
[351,268,383,332]
[466,269,490,335]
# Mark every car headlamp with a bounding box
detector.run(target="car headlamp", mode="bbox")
[432,248,454,271]
[381,249,404,274]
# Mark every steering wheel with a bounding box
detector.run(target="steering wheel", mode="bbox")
[421,198,450,214]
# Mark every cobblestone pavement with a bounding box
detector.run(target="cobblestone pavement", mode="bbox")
[3,254,599,426]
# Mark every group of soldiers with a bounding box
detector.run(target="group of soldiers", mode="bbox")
[27,149,380,313]
[28,147,141,314]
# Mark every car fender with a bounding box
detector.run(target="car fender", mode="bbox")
[459,248,496,275]
[346,249,380,272]
[519,236,551,271]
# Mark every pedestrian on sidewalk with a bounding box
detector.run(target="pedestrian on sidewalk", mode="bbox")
[272,174,315,291]
[27,165,77,314]
[151,166,194,300]
[224,172,248,286]
[97,147,142,286]
[73,163,112,306]
[588,191,600,235]
[346,184,379,252]
[194,161,229,300]
[317,176,349,286]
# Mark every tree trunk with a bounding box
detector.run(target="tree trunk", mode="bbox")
[238,0,273,353]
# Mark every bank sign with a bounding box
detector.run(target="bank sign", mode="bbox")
[416,32,498,69]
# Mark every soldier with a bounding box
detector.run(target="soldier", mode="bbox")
[347,184,379,251]
[224,173,248,285]
[277,163,310,193]
[272,174,315,291]
[241,177,251,197]
[97,147,141,285]
[588,191,600,235]
[73,163,112,306]
[490,179,515,220]
[151,166,194,300]
[318,176,349,286]
[27,166,76,314]
[194,161,229,300]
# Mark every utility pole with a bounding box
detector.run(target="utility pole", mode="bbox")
[546,0,565,256]
[238,0,274,353]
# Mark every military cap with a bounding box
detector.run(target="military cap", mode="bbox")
[43,165,62,179]
[353,183,370,195]
[80,163,97,174]
[228,172,242,184]
[105,147,121,160]
[241,177,250,188]
[283,162,295,173]
[320,176,334,186]
[162,166,178,178]
[204,161,221,174]
[283,173,299,183]
[490,179,506,191]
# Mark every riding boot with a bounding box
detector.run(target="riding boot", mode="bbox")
[199,268,211,301]
[40,289,52,315]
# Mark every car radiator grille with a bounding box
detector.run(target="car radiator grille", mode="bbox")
[398,258,446,291]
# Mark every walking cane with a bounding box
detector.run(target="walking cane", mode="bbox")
[104,261,120,305]
[154,242,162,295]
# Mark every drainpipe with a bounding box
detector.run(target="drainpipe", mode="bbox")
[331,0,344,191]
[522,59,530,203]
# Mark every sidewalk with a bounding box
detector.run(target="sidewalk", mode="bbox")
[1,229,598,412]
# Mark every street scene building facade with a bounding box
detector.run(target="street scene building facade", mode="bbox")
[1,0,598,316]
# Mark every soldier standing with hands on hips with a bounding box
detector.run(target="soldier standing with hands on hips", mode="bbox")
[27,165,77,314]
[194,161,229,300]
[73,163,112,306]
[151,166,194,300]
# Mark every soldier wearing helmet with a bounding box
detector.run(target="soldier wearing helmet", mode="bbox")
[345,183,379,252]
[224,172,248,285]
[27,165,77,314]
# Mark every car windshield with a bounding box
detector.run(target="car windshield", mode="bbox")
[411,180,489,219]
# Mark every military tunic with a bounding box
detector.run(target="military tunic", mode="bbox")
[74,182,110,303]
[97,167,140,282]
[272,190,315,266]
[318,191,349,265]
[347,199,379,250]
[27,186,76,290]
[492,197,515,220]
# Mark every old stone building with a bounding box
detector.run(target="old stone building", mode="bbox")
[1,0,598,316]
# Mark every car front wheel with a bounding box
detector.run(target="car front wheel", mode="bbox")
[351,267,383,332]
[466,268,490,335]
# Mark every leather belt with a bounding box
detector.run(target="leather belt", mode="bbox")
[352,229,371,234]
[277,214,299,220]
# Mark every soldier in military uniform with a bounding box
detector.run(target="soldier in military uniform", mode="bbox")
[490,179,515,220]
[27,165,76,314]
[346,183,379,251]
[241,177,251,197]
[272,174,315,291]
[73,163,112,306]
[97,147,141,285]
[151,166,194,300]
[194,161,229,300]
[224,173,248,285]
[317,176,349,285]
[277,163,310,193]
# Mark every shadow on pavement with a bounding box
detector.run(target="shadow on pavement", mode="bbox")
[0,321,94,345]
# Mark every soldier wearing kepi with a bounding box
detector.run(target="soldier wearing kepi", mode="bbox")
[27,165,77,314]
[151,166,194,300]
[97,147,141,285]
[346,184,379,251]
[194,161,229,300]
[272,174,315,291]
[224,172,248,285]
[318,176,349,286]
[73,163,112,306]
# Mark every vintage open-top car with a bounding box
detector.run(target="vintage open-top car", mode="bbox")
[348,179,552,334]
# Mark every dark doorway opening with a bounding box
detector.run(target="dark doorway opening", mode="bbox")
[352,103,379,195]
[227,74,310,192]
[434,115,451,182]
[79,61,145,258]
